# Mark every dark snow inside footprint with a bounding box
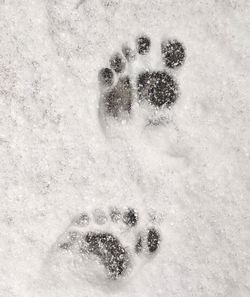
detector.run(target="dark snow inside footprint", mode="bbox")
[137,71,179,107]
[83,232,131,279]
[101,76,133,117]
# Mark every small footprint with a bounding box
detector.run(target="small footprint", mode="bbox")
[97,34,188,170]
[55,207,162,280]
[98,34,186,122]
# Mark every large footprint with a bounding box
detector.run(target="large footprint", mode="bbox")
[98,34,186,126]
[48,207,162,283]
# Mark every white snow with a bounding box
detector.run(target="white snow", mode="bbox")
[0,0,250,296]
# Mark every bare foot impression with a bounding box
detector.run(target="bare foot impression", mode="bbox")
[98,34,186,127]
[47,207,162,285]
[98,33,187,171]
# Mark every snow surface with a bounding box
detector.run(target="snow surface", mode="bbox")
[0,0,250,296]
